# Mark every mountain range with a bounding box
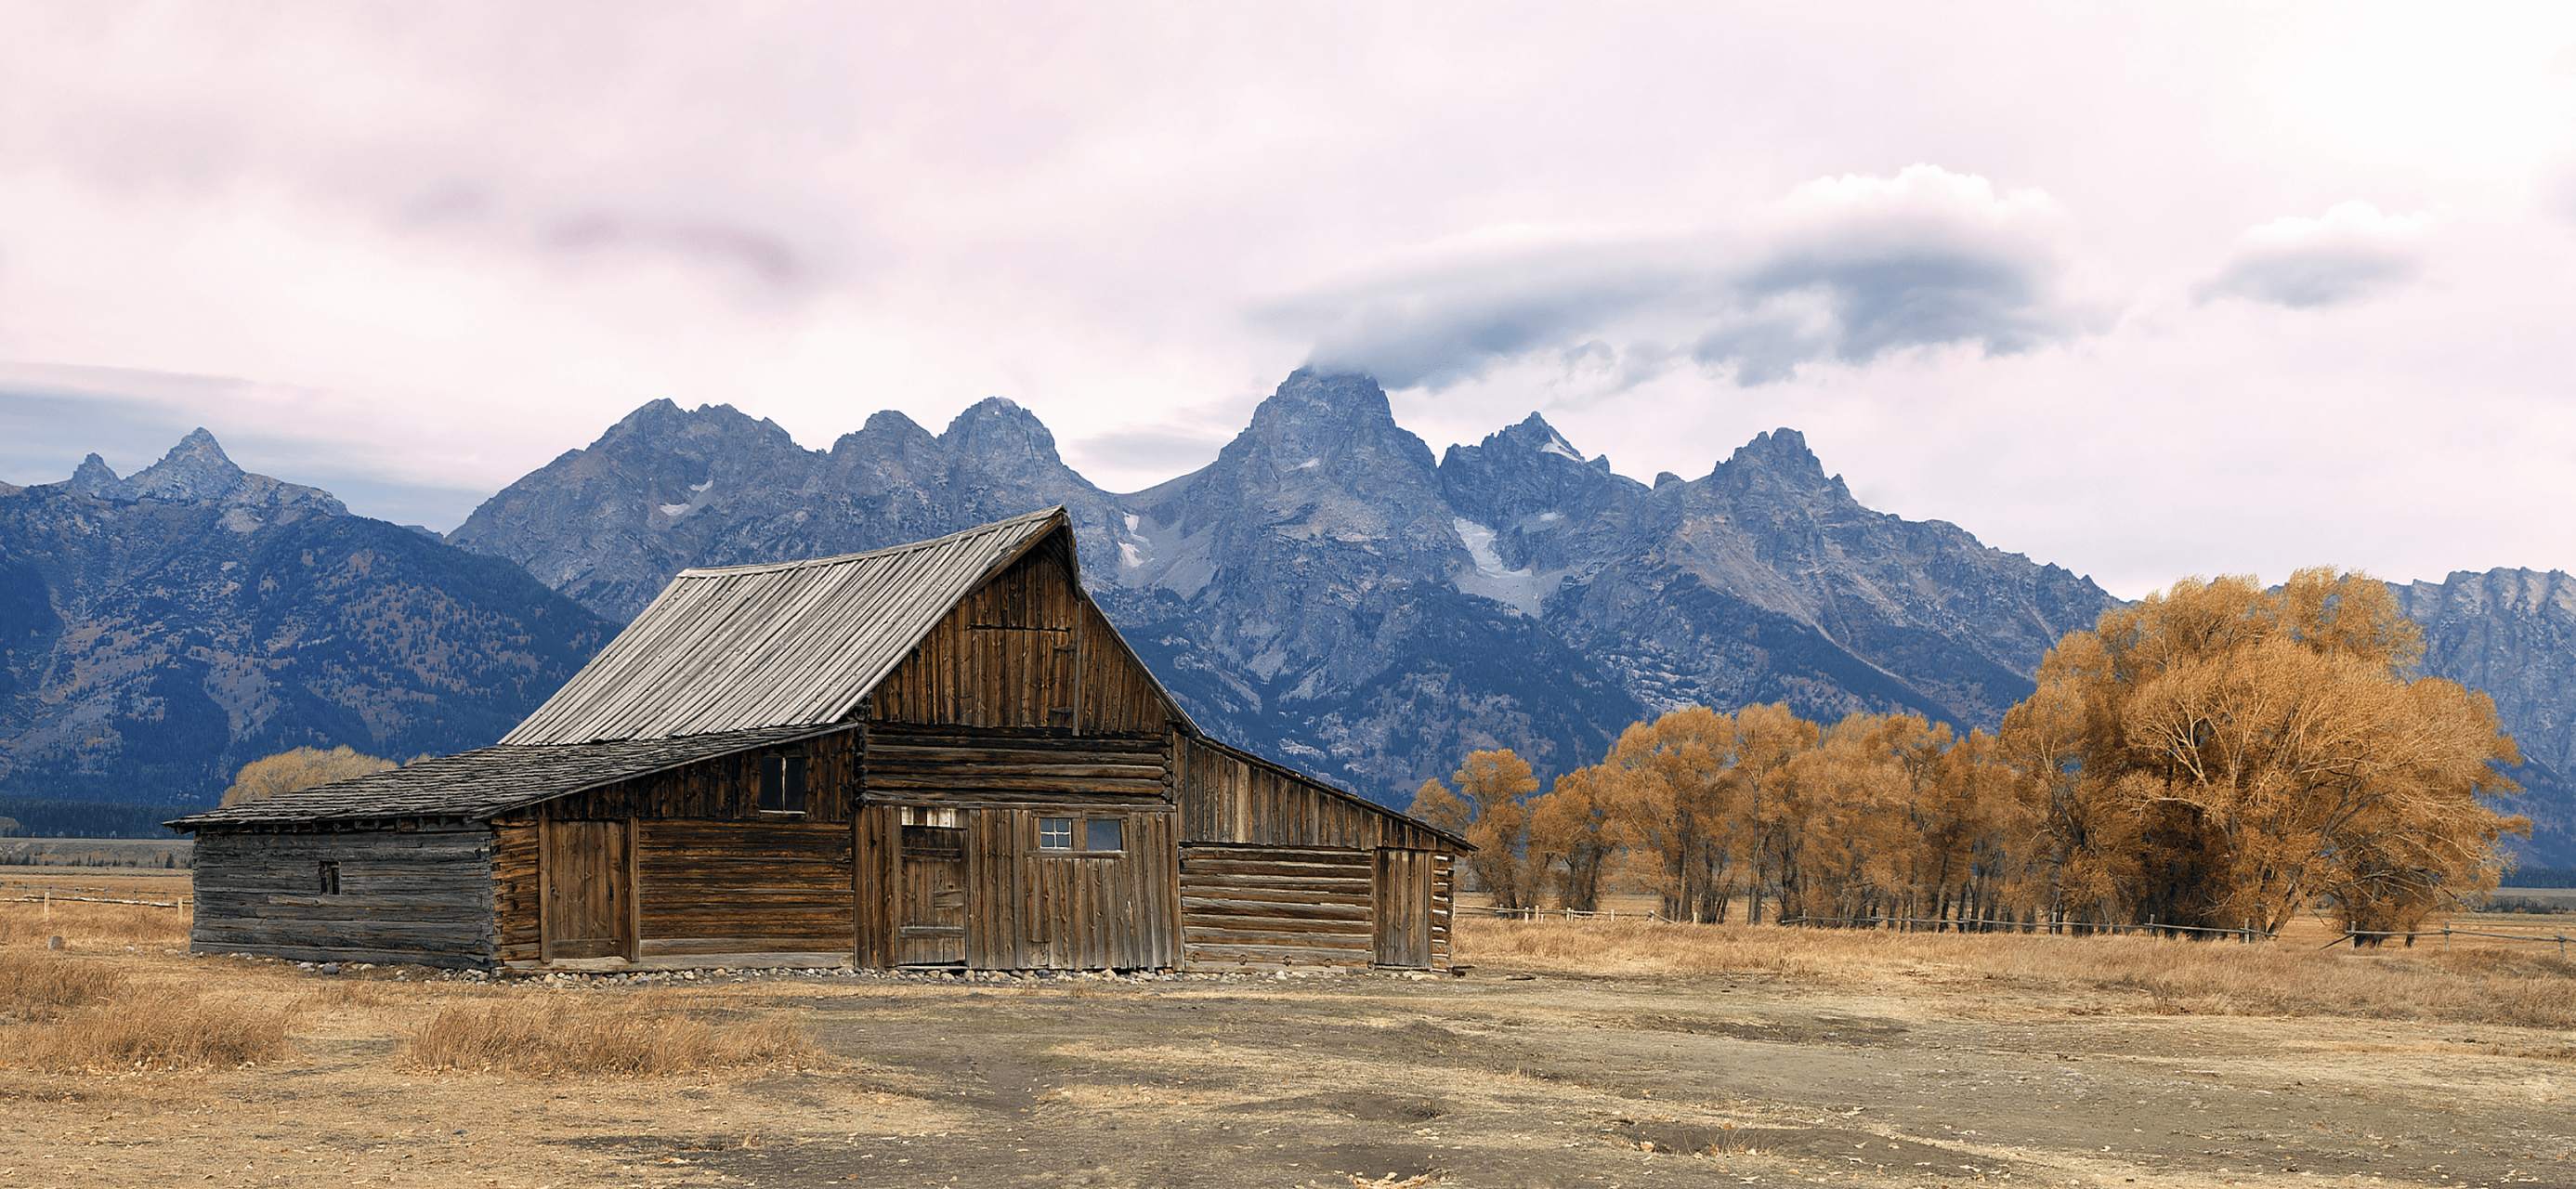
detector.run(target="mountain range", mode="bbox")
[0,431,608,799]
[5,371,2569,864]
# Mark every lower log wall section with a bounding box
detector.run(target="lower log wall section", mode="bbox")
[1179,844,1376,971]
[192,825,496,968]
[636,819,854,959]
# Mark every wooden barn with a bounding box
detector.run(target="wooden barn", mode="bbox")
[171,507,1466,973]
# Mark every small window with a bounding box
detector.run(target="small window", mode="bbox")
[900,806,961,828]
[1084,817,1125,854]
[316,860,341,895]
[759,753,807,813]
[1038,817,1075,850]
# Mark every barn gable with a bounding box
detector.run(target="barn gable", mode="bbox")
[500,506,1190,746]
[867,524,1180,735]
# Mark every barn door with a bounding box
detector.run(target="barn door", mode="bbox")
[1373,848,1434,968]
[897,812,968,965]
[542,818,634,961]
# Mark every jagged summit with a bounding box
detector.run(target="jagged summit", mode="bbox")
[47,429,345,522]
[943,396,1063,464]
[1250,370,1402,434]
[121,426,245,502]
[68,452,121,494]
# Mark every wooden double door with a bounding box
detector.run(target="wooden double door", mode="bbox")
[541,818,635,960]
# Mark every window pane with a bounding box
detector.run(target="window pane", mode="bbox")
[1085,817,1124,853]
[759,756,783,810]
[783,755,807,812]
[1038,817,1074,850]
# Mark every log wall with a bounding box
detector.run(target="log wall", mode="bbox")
[1178,844,1376,971]
[635,819,853,960]
[191,825,495,968]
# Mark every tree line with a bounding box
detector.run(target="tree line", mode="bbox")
[1410,570,2527,940]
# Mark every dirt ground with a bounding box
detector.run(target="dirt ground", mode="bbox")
[2,876,2569,1187]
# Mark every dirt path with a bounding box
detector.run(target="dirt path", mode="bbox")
[560,970,2570,1187]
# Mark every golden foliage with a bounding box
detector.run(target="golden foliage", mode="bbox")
[219,744,399,807]
[1457,568,2523,938]
[1999,568,2523,934]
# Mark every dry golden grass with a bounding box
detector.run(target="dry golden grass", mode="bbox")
[0,948,128,1019]
[1458,917,2576,1029]
[399,990,821,1076]
[0,898,190,947]
[5,994,290,1072]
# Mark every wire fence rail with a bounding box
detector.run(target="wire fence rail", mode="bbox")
[6,892,190,908]
[1485,904,2574,954]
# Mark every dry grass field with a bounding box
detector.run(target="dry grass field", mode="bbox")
[2,869,2569,1188]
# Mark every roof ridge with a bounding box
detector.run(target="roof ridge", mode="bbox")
[674,505,1067,577]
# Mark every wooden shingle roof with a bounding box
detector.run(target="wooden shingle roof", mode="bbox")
[168,725,834,829]
[503,506,1074,746]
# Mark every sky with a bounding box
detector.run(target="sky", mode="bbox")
[3,4,2573,594]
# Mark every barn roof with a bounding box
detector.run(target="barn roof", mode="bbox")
[167,724,836,828]
[503,505,1113,746]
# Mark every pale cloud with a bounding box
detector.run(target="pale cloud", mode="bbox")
[1270,165,2086,388]
[2,2,2574,592]
[2196,202,2436,309]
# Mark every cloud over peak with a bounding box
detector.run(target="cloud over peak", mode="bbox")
[1269,165,2089,390]
[2196,201,2434,309]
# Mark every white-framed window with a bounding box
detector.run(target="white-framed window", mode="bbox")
[1038,817,1075,850]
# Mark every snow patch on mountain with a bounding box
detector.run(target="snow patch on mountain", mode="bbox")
[1451,516,1551,616]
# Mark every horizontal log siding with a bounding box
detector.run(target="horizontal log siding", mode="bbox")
[1179,844,1375,971]
[863,723,1170,807]
[191,825,495,968]
[872,540,1173,734]
[635,819,854,958]
[1174,735,1451,852]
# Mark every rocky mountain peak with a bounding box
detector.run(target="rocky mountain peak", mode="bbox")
[68,452,121,495]
[1706,427,1850,501]
[599,399,791,454]
[1493,412,1583,460]
[122,427,246,503]
[1230,370,1438,481]
[942,397,1064,466]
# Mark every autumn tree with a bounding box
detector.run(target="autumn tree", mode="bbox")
[1414,751,1544,910]
[220,746,398,807]
[1997,569,2524,934]
[1527,764,1617,911]
[1599,707,1736,920]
